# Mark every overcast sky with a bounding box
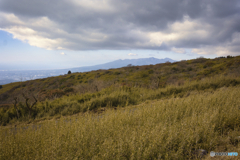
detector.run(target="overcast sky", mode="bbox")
[0,0,240,70]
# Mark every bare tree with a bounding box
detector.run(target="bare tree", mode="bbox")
[22,93,38,118]
[13,97,20,119]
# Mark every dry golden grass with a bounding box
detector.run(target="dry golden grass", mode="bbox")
[0,84,240,159]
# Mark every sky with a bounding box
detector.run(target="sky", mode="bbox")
[0,0,240,70]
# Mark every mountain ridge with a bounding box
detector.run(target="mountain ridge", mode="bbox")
[69,57,175,72]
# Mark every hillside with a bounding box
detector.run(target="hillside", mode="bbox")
[0,56,239,106]
[0,55,240,159]
[0,56,239,107]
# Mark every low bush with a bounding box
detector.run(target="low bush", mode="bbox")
[64,87,74,93]
[0,93,9,101]
[192,57,208,63]
[45,89,65,99]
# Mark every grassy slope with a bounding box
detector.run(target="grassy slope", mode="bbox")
[0,56,240,104]
[0,85,239,159]
[0,56,240,126]
[1,74,240,126]
[0,56,240,159]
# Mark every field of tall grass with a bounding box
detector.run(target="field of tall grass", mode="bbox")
[1,84,239,159]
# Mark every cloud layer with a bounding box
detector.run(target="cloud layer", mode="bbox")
[0,0,240,56]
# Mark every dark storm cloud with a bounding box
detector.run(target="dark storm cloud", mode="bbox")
[0,0,240,55]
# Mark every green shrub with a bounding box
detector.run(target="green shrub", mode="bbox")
[46,89,65,99]
[140,72,148,78]
[114,71,121,75]
[0,93,9,101]
[197,68,216,76]
[148,69,154,74]
[64,87,74,93]
[204,61,215,67]
[192,57,207,63]
[1,112,10,125]
[187,67,193,71]
[77,93,95,103]
[171,67,179,73]
[59,78,68,84]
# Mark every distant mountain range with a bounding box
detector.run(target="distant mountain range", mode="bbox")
[69,57,175,72]
[0,57,176,85]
